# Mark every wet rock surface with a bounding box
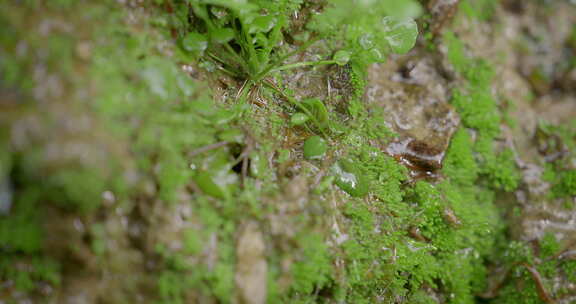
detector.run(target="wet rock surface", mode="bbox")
[366,54,460,176]
[1,0,576,303]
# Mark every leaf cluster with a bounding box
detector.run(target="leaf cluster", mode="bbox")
[181,0,421,81]
[308,0,421,64]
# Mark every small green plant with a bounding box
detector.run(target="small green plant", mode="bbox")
[182,0,421,101]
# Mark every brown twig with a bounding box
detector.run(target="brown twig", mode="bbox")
[478,262,556,303]
[549,238,576,261]
[520,262,556,304]
[188,141,229,157]
[241,150,249,186]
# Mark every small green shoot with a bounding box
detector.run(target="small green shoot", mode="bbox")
[181,0,422,105]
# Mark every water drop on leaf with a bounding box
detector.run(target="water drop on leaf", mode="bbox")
[359,34,374,50]
[332,159,369,197]
[381,16,418,54]
[368,48,383,62]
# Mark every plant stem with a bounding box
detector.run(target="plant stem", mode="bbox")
[271,60,337,73]
[223,42,249,73]
[207,53,240,77]
[253,35,323,81]
[263,80,328,138]
[273,35,323,68]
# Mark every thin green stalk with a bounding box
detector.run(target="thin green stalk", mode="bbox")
[207,53,241,77]
[263,80,328,138]
[223,42,249,73]
[271,60,337,73]
[239,21,258,76]
[253,35,323,81]
[272,36,323,68]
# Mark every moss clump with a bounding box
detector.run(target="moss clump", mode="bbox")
[482,148,521,192]
[3,0,573,303]
[290,233,334,297]
[0,256,60,292]
[551,169,576,198]
[537,120,576,200]
[445,31,521,193]
[459,0,498,21]
[443,128,479,186]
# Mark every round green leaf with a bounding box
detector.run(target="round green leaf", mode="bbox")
[210,28,235,44]
[303,136,328,160]
[332,159,369,197]
[290,113,309,126]
[359,34,375,50]
[381,16,418,54]
[182,32,208,53]
[193,171,227,199]
[333,50,351,66]
[247,15,276,34]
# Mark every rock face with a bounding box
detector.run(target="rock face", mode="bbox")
[366,55,460,175]
[235,221,267,304]
[2,1,576,303]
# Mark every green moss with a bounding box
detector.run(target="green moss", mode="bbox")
[1,1,560,303]
[182,229,203,255]
[565,260,576,283]
[290,233,334,297]
[353,144,406,204]
[339,178,500,303]
[209,242,236,302]
[483,148,521,192]
[156,226,236,303]
[451,89,500,139]
[332,127,502,302]
[444,128,479,186]
[536,121,576,199]
[158,270,186,304]
[494,263,548,304]
[445,31,521,194]
[540,232,560,259]
[340,200,396,302]
[460,0,497,21]
[552,170,576,198]
[445,31,496,111]
[0,255,60,292]
[0,188,42,254]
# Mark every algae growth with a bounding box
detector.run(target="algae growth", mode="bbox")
[1,0,576,303]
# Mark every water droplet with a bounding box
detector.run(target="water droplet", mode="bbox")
[381,16,418,54]
[359,34,374,50]
[332,159,369,197]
